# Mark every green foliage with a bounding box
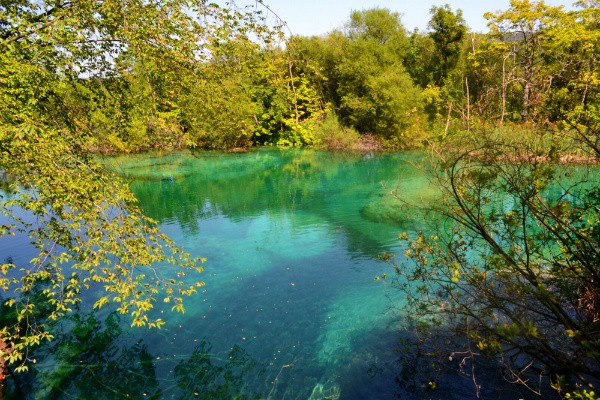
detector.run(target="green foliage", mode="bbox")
[393,126,600,395]
[404,31,437,88]
[566,390,598,400]
[346,8,407,47]
[337,9,418,140]
[294,9,425,146]
[0,121,205,371]
[184,67,257,149]
[314,113,360,150]
[471,0,599,126]
[428,5,467,84]
[386,6,600,384]
[0,0,274,378]
[249,46,328,147]
[0,0,281,153]
[2,0,599,392]
[403,0,600,136]
[280,9,429,148]
[286,32,347,109]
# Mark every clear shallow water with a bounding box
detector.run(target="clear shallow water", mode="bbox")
[112,148,433,399]
[3,148,522,399]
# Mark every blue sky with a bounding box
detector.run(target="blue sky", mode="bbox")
[264,0,574,36]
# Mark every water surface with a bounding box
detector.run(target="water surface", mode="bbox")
[3,148,511,399]
[114,149,431,398]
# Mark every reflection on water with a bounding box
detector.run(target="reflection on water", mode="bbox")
[3,148,531,399]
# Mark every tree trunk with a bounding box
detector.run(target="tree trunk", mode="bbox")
[445,102,453,137]
[465,76,470,133]
[501,54,508,126]
[0,340,6,400]
[522,78,531,122]
[288,61,299,124]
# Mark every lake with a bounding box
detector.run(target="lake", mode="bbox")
[2,148,529,399]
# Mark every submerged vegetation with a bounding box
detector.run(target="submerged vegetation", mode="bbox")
[0,0,599,398]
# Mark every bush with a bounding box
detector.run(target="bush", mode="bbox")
[391,129,600,396]
[314,113,360,150]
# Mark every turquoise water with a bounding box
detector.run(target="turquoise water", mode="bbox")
[2,148,498,399]
[112,149,434,398]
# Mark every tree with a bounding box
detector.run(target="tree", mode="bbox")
[482,0,565,123]
[397,132,599,391]
[0,0,273,391]
[389,2,600,395]
[345,7,407,47]
[401,7,470,137]
[335,9,424,145]
[272,9,426,147]
[287,31,348,110]
[248,44,328,147]
[428,4,467,85]
[404,29,437,88]
[542,0,600,140]
[466,1,597,128]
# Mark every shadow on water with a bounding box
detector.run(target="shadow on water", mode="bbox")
[341,324,559,400]
[3,311,161,400]
[3,310,268,400]
[3,307,557,400]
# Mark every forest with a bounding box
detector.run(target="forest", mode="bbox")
[3,1,597,153]
[0,0,599,398]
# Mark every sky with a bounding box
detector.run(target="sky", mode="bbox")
[264,0,575,36]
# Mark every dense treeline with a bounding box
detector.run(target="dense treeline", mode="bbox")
[286,1,598,149]
[32,0,596,153]
[2,1,595,153]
